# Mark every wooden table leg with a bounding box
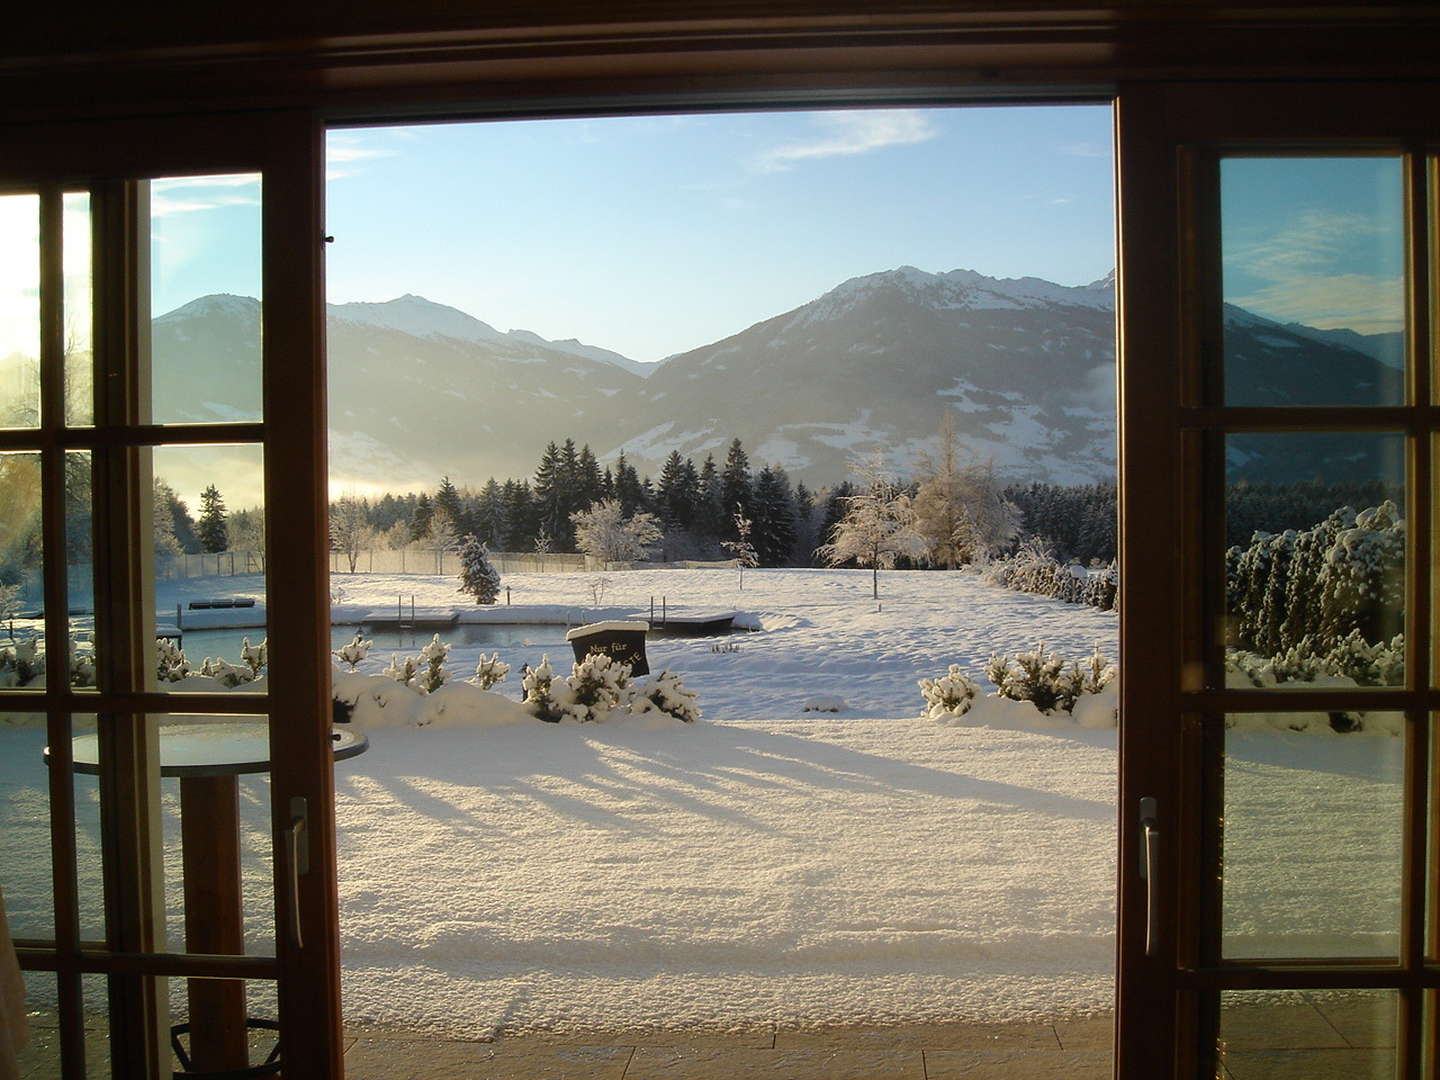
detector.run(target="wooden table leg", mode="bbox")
[180,774,249,1072]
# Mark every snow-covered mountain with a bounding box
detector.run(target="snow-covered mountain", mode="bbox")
[329,294,654,378]
[617,266,1119,486]
[151,266,1399,494]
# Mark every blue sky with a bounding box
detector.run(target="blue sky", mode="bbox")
[322,106,1117,363]
[1222,155,1404,336]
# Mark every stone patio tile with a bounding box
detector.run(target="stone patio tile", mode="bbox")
[15,1027,113,1080]
[1218,1002,1347,1050]
[344,1036,632,1080]
[1221,1047,1395,1080]
[1309,992,1398,1048]
[1052,1015,1113,1053]
[623,1045,924,1079]
[529,1026,775,1048]
[775,1021,1058,1050]
[923,1047,1112,1079]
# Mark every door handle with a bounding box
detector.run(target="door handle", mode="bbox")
[1139,796,1159,958]
[287,796,309,950]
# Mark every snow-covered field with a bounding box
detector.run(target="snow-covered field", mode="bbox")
[0,567,1401,1037]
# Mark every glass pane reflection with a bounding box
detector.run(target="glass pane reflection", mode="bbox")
[1217,989,1395,1079]
[1221,156,1405,407]
[0,194,40,428]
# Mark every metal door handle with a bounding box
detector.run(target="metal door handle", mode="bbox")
[287,797,309,950]
[1139,796,1159,958]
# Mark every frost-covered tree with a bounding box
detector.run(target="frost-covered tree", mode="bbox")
[0,582,21,637]
[913,415,1020,567]
[427,506,460,555]
[331,495,374,573]
[817,456,929,598]
[197,485,228,553]
[152,478,185,566]
[572,498,662,567]
[227,506,265,553]
[457,534,501,604]
[720,509,759,589]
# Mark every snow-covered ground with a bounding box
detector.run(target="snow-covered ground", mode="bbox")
[0,568,1401,1037]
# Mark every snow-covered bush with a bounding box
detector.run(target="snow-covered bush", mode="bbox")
[198,656,253,688]
[157,637,192,682]
[472,652,510,689]
[457,534,501,604]
[918,665,979,720]
[417,634,451,693]
[631,669,701,723]
[332,633,372,670]
[986,643,1115,715]
[0,638,41,688]
[521,656,563,722]
[383,652,421,690]
[1226,501,1403,659]
[1226,630,1404,691]
[982,537,1117,613]
[521,652,697,724]
[557,651,633,723]
[239,637,267,680]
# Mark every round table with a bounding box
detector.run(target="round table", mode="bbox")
[49,720,367,1075]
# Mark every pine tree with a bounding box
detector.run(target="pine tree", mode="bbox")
[533,441,566,545]
[197,485,228,553]
[696,454,725,541]
[751,465,797,567]
[656,451,694,529]
[410,492,434,541]
[614,452,645,515]
[435,475,467,534]
[457,534,501,604]
[792,481,817,565]
[475,478,507,547]
[502,481,536,551]
[576,445,605,509]
[721,438,752,536]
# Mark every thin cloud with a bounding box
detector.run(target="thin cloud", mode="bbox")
[327,134,399,181]
[150,192,260,218]
[753,110,937,173]
[1060,141,1109,158]
[1226,208,1404,333]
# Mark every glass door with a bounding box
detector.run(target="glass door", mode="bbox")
[1115,82,1440,1078]
[0,114,339,1077]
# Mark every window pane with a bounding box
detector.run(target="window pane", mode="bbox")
[68,452,95,689]
[64,192,93,427]
[1224,432,1405,689]
[1220,719,1404,960]
[149,175,262,424]
[149,444,266,695]
[1,452,44,692]
[0,194,40,428]
[1216,989,1396,1079]
[1221,156,1405,407]
[0,709,52,938]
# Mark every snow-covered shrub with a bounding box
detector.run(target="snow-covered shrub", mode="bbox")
[198,657,253,688]
[558,651,633,723]
[630,669,702,724]
[239,637,267,680]
[332,633,372,670]
[383,652,421,690]
[1226,501,1403,658]
[457,534,501,604]
[157,637,192,682]
[918,665,979,720]
[981,538,1117,612]
[521,656,563,722]
[986,642,1115,715]
[802,696,845,713]
[472,651,510,689]
[417,634,451,694]
[0,639,41,688]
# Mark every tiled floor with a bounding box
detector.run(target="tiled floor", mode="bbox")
[12,993,1402,1077]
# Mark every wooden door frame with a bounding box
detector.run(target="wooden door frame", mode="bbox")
[0,110,340,1078]
[1115,79,1440,1080]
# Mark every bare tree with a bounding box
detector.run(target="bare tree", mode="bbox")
[817,455,928,598]
[330,495,375,574]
